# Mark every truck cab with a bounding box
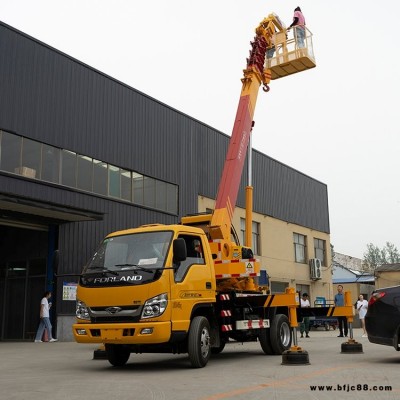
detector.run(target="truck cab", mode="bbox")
[73,224,218,366]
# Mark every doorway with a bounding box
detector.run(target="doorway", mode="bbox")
[0,225,52,340]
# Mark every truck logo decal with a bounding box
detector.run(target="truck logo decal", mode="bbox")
[105,307,122,314]
[180,292,202,298]
[93,275,143,283]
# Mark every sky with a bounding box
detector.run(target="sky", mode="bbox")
[1,0,399,259]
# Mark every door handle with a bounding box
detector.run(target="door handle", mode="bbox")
[206,282,212,289]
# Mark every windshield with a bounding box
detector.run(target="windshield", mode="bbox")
[84,231,173,274]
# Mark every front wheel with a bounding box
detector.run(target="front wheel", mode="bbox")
[188,316,211,368]
[269,314,292,355]
[105,344,130,367]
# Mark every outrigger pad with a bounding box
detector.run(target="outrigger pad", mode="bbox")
[281,349,310,365]
[341,342,363,354]
[93,349,108,360]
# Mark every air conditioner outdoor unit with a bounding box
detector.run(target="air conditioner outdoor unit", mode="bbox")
[309,258,322,280]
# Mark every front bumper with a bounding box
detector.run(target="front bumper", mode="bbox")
[72,321,172,344]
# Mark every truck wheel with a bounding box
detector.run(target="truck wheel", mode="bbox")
[259,328,274,355]
[188,316,211,368]
[105,344,130,367]
[270,314,292,355]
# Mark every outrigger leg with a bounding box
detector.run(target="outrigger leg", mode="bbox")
[281,292,310,365]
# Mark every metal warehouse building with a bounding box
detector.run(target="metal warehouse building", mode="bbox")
[0,21,330,341]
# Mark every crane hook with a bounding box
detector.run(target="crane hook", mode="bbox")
[262,84,270,92]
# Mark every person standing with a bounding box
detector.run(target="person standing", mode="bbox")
[334,285,348,337]
[356,294,369,337]
[34,291,58,343]
[288,6,306,48]
[300,293,311,338]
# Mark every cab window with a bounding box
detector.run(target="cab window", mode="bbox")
[174,234,205,282]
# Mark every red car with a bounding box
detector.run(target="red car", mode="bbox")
[365,285,400,351]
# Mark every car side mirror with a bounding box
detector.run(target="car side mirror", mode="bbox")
[173,238,187,263]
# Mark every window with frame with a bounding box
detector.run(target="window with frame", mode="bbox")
[296,284,310,297]
[61,150,77,187]
[93,159,108,195]
[174,234,205,282]
[240,218,260,255]
[143,176,156,209]
[0,131,22,174]
[77,155,93,191]
[132,172,144,205]
[121,169,132,201]
[108,165,121,198]
[293,233,307,263]
[41,145,60,183]
[0,130,178,215]
[314,238,326,266]
[21,137,41,178]
[270,281,289,294]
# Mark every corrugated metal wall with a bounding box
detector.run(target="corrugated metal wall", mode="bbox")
[0,22,329,313]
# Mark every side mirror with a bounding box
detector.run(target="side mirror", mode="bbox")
[173,238,187,263]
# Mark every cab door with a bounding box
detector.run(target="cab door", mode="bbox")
[169,234,215,332]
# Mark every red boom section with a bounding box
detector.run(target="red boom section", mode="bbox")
[209,35,268,241]
[214,95,252,215]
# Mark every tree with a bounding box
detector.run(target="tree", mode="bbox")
[362,242,400,272]
[330,243,335,275]
[385,242,400,264]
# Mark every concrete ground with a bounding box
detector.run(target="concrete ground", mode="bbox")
[1,328,399,400]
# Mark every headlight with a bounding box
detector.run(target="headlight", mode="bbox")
[141,293,168,319]
[76,300,90,320]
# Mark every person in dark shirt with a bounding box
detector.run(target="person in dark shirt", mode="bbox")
[334,285,348,337]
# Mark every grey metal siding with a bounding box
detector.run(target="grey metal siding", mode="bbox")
[0,20,330,314]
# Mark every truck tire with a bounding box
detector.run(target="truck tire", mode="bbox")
[269,314,292,355]
[259,328,274,355]
[188,316,211,368]
[105,344,130,367]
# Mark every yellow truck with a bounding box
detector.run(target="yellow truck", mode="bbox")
[73,12,316,368]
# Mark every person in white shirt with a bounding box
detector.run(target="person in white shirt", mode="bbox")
[300,293,311,338]
[356,294,369,337]
[34,291,58,343]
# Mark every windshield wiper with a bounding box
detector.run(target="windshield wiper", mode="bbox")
[84,267,119,276]
[114,263,157,272]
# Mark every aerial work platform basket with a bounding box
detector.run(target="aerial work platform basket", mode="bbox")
[267,26,316,80]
